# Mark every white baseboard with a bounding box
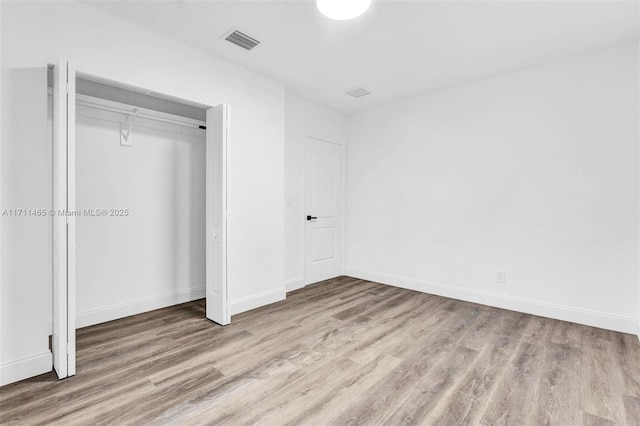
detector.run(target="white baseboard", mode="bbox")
[229,287,286,316]
[284,277,305,293]
[345,268,639,335]
[0,350,52,386]
[47,286,287,332]
[49,286,205,333]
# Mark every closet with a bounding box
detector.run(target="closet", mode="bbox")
[50,62,229,380]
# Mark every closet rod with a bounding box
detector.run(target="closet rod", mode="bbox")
[76,99,206,130]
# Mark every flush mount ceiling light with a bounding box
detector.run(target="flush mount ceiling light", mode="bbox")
[317,0,371,20]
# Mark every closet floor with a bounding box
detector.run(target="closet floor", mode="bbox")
[1,276,639,425]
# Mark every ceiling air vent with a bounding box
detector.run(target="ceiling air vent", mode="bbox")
[345,86,371,98]
[223,29,261,50]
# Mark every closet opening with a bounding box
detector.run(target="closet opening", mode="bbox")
[50,61,229,380]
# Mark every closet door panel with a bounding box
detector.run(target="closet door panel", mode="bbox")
[205,104,229,325]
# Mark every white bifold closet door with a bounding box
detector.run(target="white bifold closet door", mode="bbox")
[205,105,230,325]
[52,59,75,379]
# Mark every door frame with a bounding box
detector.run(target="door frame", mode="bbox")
[52,61,230,379]
[302,135,346,286]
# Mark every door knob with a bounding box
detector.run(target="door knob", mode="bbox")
[306,215,318,221]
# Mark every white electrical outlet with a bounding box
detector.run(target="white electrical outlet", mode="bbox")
[497,270,506,284]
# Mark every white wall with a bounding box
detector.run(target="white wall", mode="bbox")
[284,92,347,292]
[0,0,285,385]
[346,42,640,335]
[0,67,52,386]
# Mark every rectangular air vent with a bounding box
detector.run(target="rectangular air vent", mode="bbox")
[345,87,371,98]
[223,29,260,50]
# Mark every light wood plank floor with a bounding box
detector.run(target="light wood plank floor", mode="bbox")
[2,276,639,425]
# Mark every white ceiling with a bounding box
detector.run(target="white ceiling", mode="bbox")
[86,0,639,114]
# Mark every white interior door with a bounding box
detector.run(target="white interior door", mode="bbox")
[206,104,230,325]
[304,137,343,284]
[52,59,76,379]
